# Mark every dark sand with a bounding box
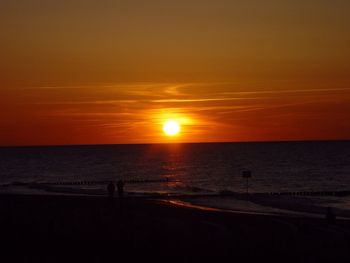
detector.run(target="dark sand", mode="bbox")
[1,194,350,262]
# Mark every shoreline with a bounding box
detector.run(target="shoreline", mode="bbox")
[3,184,350,219]
[1,192,350,229]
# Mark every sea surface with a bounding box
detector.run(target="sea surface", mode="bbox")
[1,141,350,214]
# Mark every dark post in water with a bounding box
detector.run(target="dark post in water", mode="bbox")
[242,170,252,194]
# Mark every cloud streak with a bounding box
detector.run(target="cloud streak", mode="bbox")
[2,81,350,145]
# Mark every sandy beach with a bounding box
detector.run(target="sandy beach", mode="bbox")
[1,193,350,262]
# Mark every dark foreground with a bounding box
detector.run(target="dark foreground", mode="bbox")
[1,194,350,262]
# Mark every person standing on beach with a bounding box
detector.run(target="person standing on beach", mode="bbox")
[117,180,125,198]
[107,181,115,199]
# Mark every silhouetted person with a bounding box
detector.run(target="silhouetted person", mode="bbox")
[107,181,115,199]
[117,180,125,198]
[326,207,336,224]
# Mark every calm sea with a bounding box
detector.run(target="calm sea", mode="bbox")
[1,141,350,196]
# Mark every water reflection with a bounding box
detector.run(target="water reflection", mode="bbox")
[161,146,186,191]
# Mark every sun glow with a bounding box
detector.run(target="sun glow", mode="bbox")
[163,120,181,136]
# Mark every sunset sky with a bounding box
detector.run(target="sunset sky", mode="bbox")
[1,0,350,146]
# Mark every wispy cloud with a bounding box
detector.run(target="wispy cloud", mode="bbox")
[221,87,350,96]
[8,81,349,143]
[150,97,258,103]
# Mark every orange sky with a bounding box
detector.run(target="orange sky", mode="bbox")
[1,0,350,146]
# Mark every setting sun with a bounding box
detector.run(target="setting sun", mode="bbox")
[163,120,181,136]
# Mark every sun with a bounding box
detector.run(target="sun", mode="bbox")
[163,120,181,136]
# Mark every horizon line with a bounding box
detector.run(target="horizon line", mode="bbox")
[1,139,349,148]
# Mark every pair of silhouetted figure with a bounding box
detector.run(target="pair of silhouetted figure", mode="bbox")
[107,180,125,198]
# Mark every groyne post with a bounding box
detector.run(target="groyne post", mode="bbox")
[242,170,252,194]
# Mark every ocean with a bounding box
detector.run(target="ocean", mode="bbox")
[1,141,349,195]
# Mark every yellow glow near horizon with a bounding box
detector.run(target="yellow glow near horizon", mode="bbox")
[163,120,181,136]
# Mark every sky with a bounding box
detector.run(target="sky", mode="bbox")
[1,0,350,146]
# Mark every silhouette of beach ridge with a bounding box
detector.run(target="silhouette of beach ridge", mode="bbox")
[1,193,350,261]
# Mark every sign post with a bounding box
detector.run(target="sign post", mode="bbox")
[242,170,252,194]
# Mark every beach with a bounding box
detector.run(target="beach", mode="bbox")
[1,193,350,262]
